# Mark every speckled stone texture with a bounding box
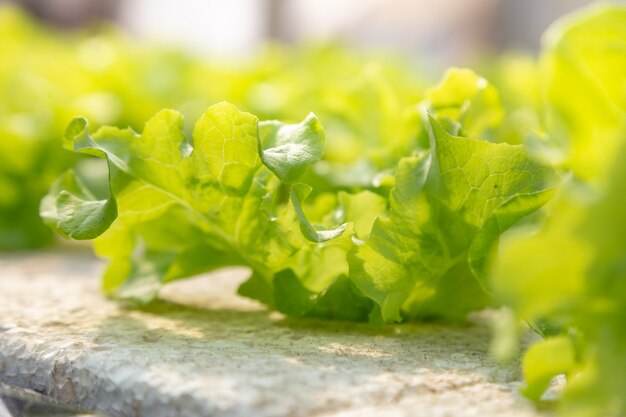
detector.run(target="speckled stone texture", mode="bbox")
[0,249,548,417]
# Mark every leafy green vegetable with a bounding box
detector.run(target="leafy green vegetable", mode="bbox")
[350,116,556,323]
[43,103,361,314]
[494,136,626,416]
[491,4,626,416]
[19,2,626,415]
[421,68,504,140]
[0,6,205,249]
[541,3,626,179]
[0,6,427,250]
[259,114,326,183]
[44,90,555,329]
[259,114,347,242]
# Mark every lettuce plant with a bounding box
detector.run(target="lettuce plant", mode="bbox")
[491,4,626,416]
[0,6,425,250]
[29,3,626,416]
[42,73,555,324]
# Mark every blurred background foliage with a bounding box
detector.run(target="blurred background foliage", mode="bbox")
[0,0,602,250]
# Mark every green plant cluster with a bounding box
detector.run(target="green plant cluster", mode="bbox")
[492,5,626,417]
[3,3,626,416]
[0,5,425,250]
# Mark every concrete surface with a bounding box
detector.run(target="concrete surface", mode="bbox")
[0,249,550,417]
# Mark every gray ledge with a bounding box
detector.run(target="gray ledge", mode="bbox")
[0,249,547,417]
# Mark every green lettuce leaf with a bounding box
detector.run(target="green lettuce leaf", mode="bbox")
[0,6,428,251]
[44,97,556,326]
[259,113,325,183]
[541,3,626,179]
[350,116,556,323]
[491,4,626,416]
[42,102,362,316]
[493,134,626,416]
[421,68,504,140]
[44,103,283,299]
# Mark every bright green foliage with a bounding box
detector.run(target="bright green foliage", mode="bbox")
[259,114,326,184]
[17,2,626,415]
[350,117,555,322]
[44,95,555,327]
[35,0,561,328]
[520,335,576,401]
[41,167,117,241]
[43,103,369,318]
[491,4,626,416]
[0,6,209,249]
[0,7,76,249]
[46,104,284,298]
[479,54,548,149]
[541,4,626,179]
[0,6,427,250]
[494,135,626,416]
[422,68,504,140]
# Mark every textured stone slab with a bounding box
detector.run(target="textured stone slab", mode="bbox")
[0,249,548,417]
